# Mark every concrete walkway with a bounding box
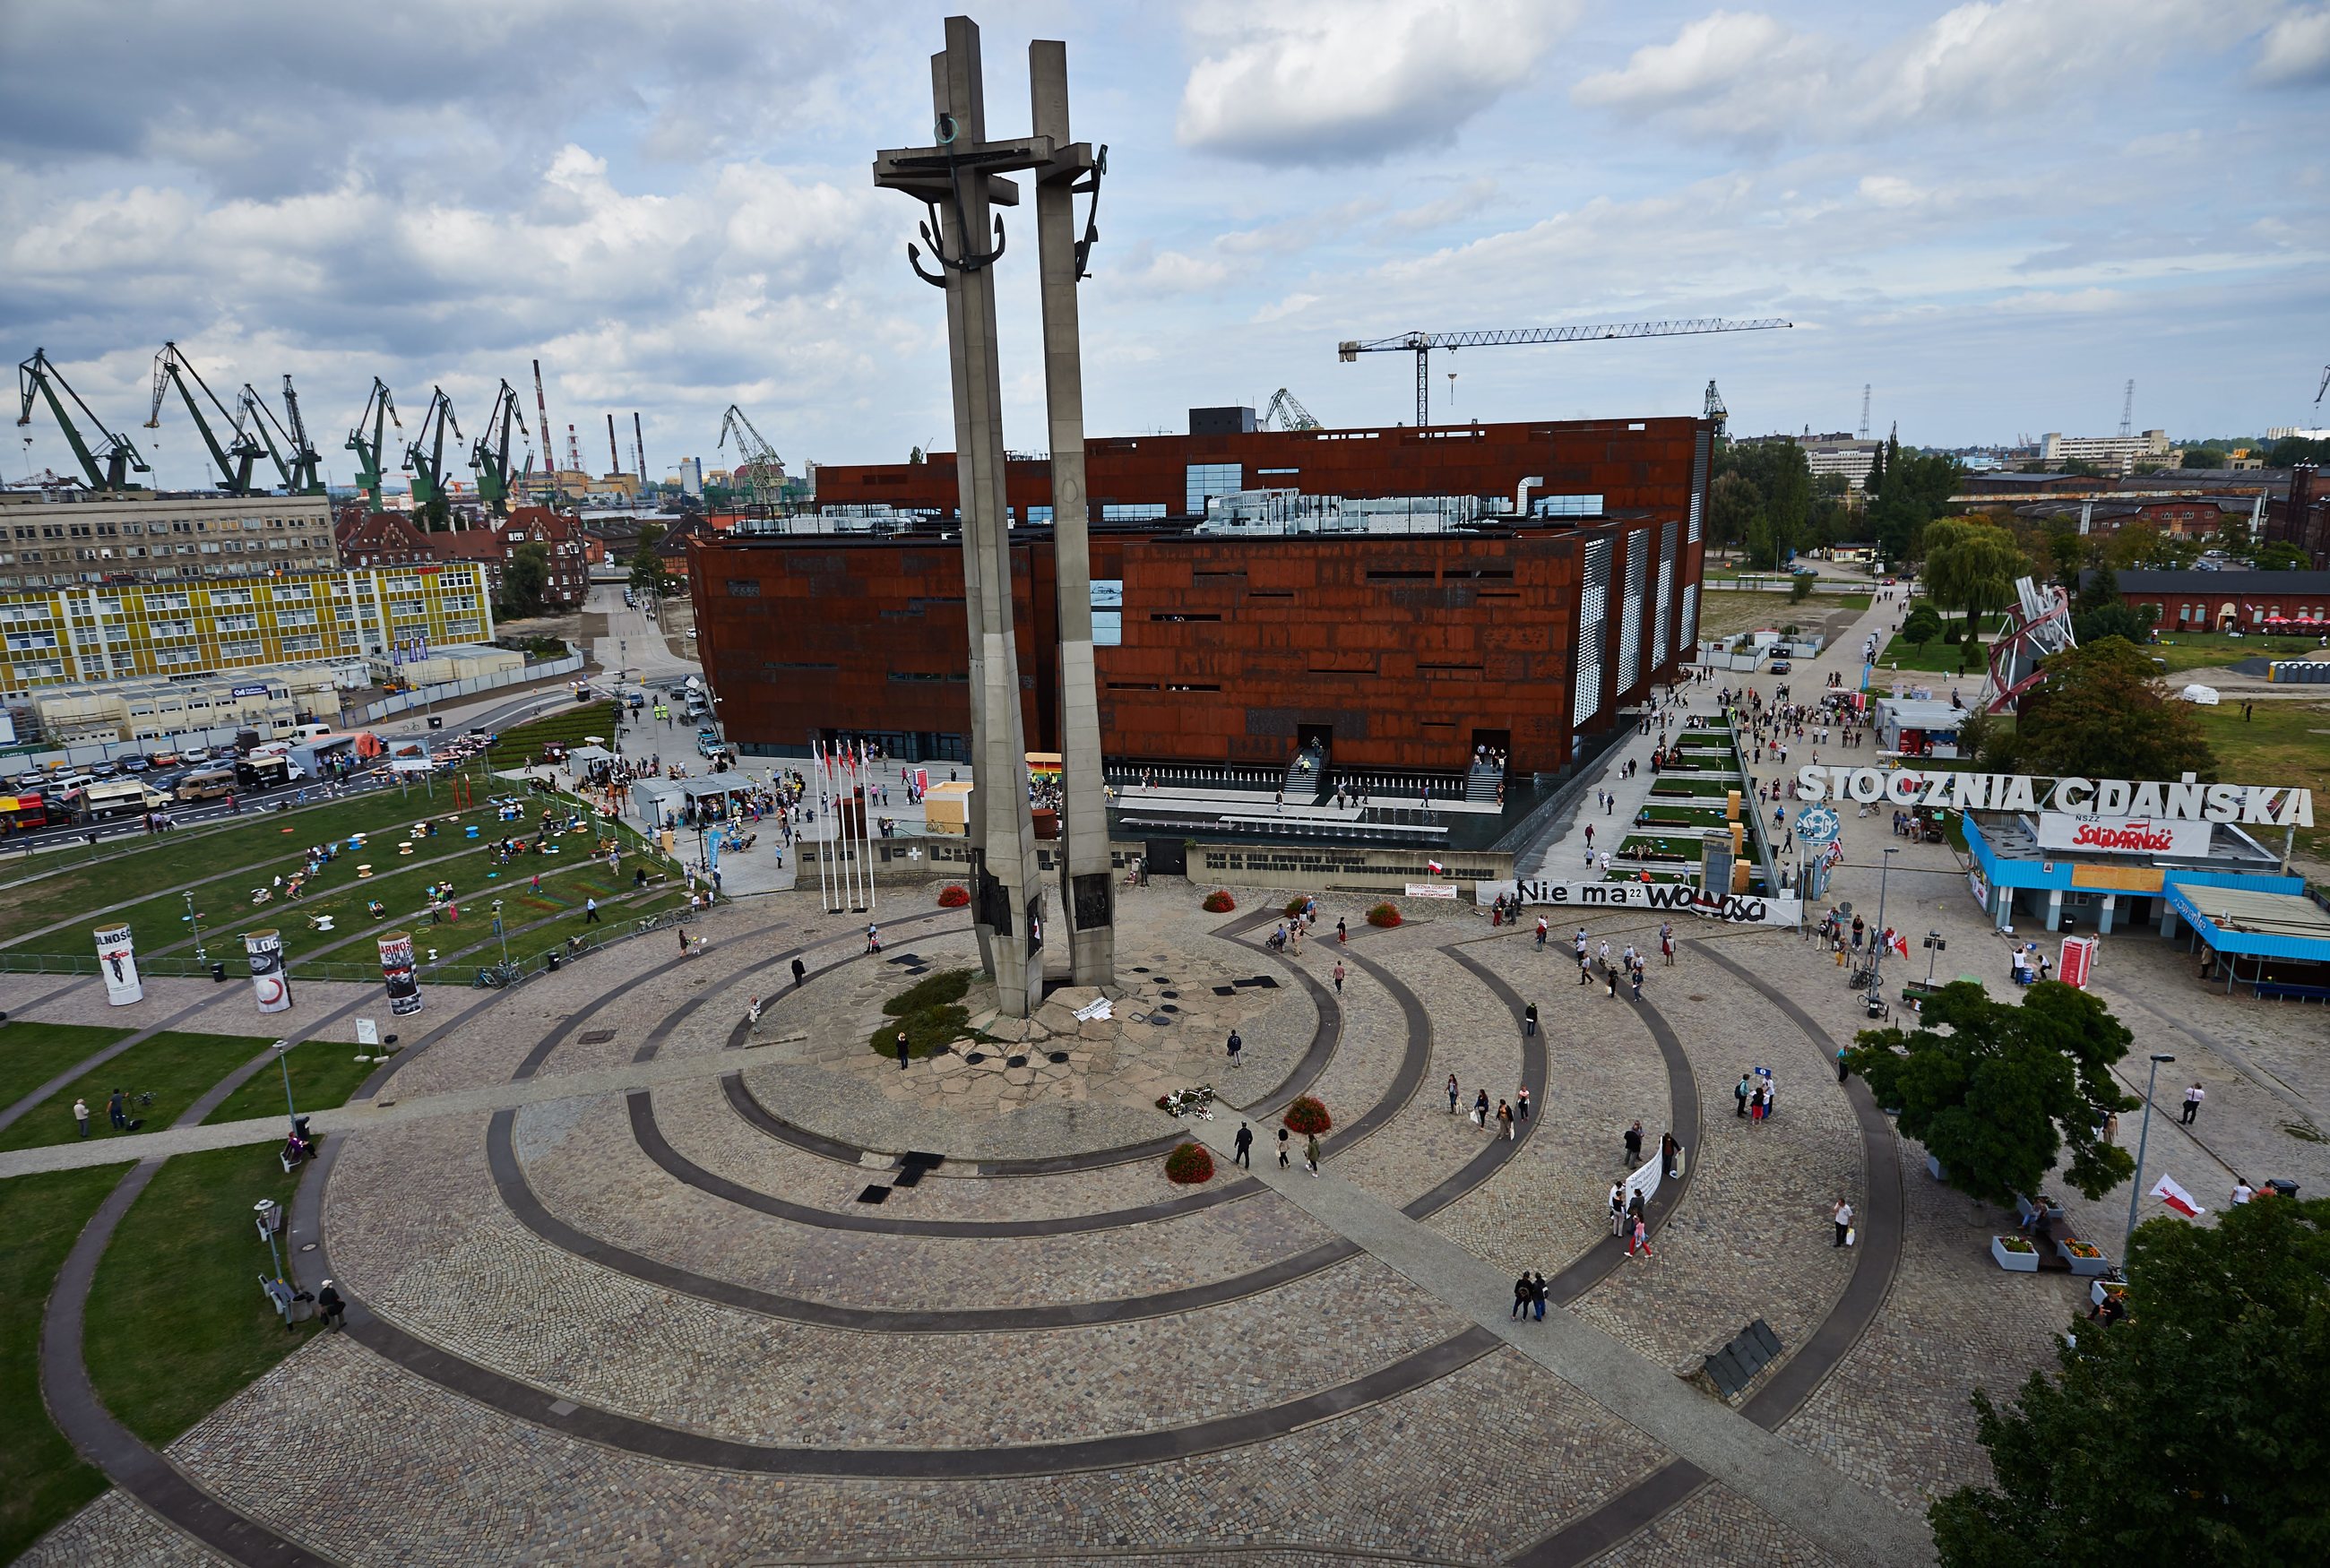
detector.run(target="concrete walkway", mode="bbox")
[1180,1110,1933,1568]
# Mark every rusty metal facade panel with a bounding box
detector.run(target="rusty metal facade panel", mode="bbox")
[1573,536,1609,728]
[1655,520,1679,665]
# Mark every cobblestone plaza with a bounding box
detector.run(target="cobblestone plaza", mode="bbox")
[13,595,2328,1567]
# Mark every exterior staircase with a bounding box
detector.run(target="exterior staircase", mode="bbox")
[1464,759,1502,803]
[1283,744,1328,803]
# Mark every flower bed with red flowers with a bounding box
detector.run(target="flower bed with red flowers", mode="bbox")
[1366,901,1402,928]
[1164,1142,1214,1184]
[936,883,971,908]
[1282,1095,1332,1135]
[1202,889,1237,913]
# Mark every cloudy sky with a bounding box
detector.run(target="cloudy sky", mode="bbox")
[4,0,2328,493]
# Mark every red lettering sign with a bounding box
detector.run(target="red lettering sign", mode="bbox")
[2068,819,2175,852]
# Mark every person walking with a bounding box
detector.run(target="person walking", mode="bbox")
[1233,1122,1254,1168]
[1497,1098,1514,1140]
[1305,1132,1322,1176]
[1512,1273,1534,1320]
[1516,1086,1531,1123]
[73,1097,91,1139]
[1333,961,1346,994]
[1628,1214,1652,1260]
[791,956,807,988]
[1277,1127,1290,1168]
[677,926,690,959]
[896,1030,912,1070]
[583,896,601,924]
[1472,1088,1490,1128]
[1523,1002,1539,1038]
[1578,948,1593,986]
[1226,1029,1244,1071]
[107,1089,126,1131]
[1736,1073,1753,1118]
[1836,1046,1851,1083]
[865,922,882,953]
[1607,958,1619,998]
[1659,921,1675,966]
[1535,916,1549,949]
[1624,1120,1644,1166]
[1609,1180,1627,1236]
[1629,962,1644,1002]
[2181,1081,2205,1124]
[1530,1271,1549,1321]
[1833,1198,1855,1248]
[1335,917,1348,944]
[1660,1131,1681,1180]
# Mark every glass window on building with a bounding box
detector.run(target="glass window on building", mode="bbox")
[1185,463,1242,515]
[1091,580,1122,646]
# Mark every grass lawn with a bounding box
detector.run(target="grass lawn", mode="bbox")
[1649,778,1739,798]
[0,1022,132,1112]
[83,1144,319,1446]
[2193,698,2330,867]
[2143,633,2325,675]
[486,700,621,770]
[1618,835,1702,861]
[0,1031,276,1154]
[1876,633,1989,676]
[0,1162,131,1563]
[0,788,516,953]
[200,1036,378,1126]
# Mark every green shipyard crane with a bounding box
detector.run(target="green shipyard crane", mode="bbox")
[15,348,151,490]
[716,403,784,510]
[1262,387,1322,431]
[238,375,326,495]
[1336,316,1794,427]
[469,379,531,516]
[403,386,462,513]
[146,341,264,494]
[347,377,401,512]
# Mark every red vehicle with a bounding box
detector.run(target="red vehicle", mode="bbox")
[0,791,49,835]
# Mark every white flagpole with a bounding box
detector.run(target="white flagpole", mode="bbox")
[838,742,860,915]
[815,740,833,913]
[859,740,877,915]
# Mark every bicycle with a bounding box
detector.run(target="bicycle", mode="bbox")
[472,960,522,988]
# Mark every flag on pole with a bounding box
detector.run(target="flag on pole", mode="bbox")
[2150,1172,2205,1219]
[1889,929,1910,959]
[1425,859,1445,876]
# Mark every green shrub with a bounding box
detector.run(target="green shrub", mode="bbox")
[883,969,972,1017]
[1366,902,1401,928]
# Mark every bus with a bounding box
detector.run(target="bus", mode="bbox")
[177,767,237,802]
[67,779,169,822]
[0,791,48,835]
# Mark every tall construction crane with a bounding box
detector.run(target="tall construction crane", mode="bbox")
[146,342,264,495]
[1336,317,1793,428]
[237,375,325,495]
[469,379,531,516]
[403,387,462,516]
[17,348,151,491]
[717,404,784,509]
[346,378,401,513]
[1262,388,1322,431]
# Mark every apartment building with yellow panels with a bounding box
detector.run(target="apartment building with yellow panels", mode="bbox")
[0,491,339,590]
[0,564,495,702]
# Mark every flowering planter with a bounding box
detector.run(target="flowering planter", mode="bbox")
[2091,1278,2129,1310]
[1991,1236,2041,1272]
[2058,1239,2113,1277]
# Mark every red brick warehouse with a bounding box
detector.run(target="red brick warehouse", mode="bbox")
[687,412,1713,776]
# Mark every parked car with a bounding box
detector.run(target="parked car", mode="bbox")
[1769,659,1793,674]
[181,747,211,763]
[146,750,181,768]
[91,762,120,780]
[119,754,149,772]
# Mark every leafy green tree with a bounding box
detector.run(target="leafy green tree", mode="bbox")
[1901,601,1945,650]
[2252,540,2312,571]
[1930,1196,2330,1568]
[2047,526,2087,586]
[2072,599,2157,646]
[2062,458,2104,478]
[416,493,453,533]
[500,541,550,618]
[1707,472,1761,563]
[1847,980,2136,1210]
[1720,440,1814,570]
[2265,435,2330,468]
[2074,561,2121,619]
[2178,446,2229,470]
[1923,517,2031,668]
[2018,636,2219,782]
[629,523,668,597]
[2105,521,2201,572]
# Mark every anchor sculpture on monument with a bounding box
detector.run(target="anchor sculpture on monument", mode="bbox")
[874,15,1115,1018]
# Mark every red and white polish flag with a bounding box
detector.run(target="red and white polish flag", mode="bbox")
[2151,1173,2205,1218]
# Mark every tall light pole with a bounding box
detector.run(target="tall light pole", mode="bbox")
[184,890,207,965]
[272,1038,298,1133]
[491,899,510,969]
[2124,1051,2176,1252]
[1870,846,1899,987]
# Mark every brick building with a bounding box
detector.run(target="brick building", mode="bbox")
[339,505,591,609]
[2091,569,2330,632]
[690,413,1712,775]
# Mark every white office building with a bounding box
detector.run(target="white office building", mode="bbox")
[2040,430,2171,473]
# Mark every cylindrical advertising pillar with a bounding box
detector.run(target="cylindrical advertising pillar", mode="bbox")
[93,923,143,1006]
[245,929,292,1013]
[378,932,423,1017]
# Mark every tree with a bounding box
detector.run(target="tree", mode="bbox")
[1719,440,1814,570]
[1929,1195,2330,1568]
[2072,599,2157,647]
[2253,539,2312,571]
[629,523,668,597]
[1901,601,1945,650]
[2047,525,2087,586]
[417,493,453,533]
[2104,521,2201,573]
[1707,472,1761,562]
[1923,517,2031,668]
[1846,980,2135,1210]
[2016,636,2219,782]
[500,541,550,618]
[2178,446,2229,470]
[2265,435,2330,469]
[2062,458,2104,478]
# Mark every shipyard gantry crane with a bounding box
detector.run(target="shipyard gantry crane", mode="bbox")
[238,375,326,495]
[1262,388,1322,431]
[717,403,784,509]
[1336,317,1793,427]
[16,349,151,490]
[347,378,401,512]
[470,379,531,516]
[404,387,462,516]
[146,342,264,494]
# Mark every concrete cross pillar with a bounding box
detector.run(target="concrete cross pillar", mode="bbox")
[874,15,1053,1016]
[1028,39,1115,989]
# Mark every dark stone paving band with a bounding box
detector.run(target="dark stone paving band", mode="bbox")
[1508,940,1903,1568]
[705,913,1343,1177]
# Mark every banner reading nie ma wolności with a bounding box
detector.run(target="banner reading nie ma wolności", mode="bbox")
[93,923,142,1005]
[378,932,423,1016]
[246,928,292,1014]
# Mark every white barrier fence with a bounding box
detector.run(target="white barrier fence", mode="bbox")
[352,652,582,723]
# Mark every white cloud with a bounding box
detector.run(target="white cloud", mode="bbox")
[2255,4,2330,83]
[1383,178,1500,234]
[1121,248,1233,295]
[1252,292,1321,324]
[1177,0,1581,165]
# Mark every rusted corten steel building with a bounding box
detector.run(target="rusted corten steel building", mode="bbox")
[688,414,1713,775]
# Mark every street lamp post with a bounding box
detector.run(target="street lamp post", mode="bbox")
[272,1038,298,1133]
[491,899,510,968]
[1923,930,1947,985]
[2124,1051,2177,1252]
[184,891,207,965]
[1870,846,1899,987]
